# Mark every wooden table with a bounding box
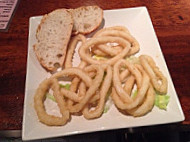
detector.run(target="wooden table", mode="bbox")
[0,0,190,134]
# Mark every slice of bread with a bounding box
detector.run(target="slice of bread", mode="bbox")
[71,6,103,35]
[33,9,73,71]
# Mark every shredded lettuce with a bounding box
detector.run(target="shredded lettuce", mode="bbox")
[46,84,70,102]
[93,55,107,60]
[126,56,140,64]
[131,89,170,110]
[103,106,109,113]
[103,98,112,114]
[154,93,170,110]
[60,84,70,90]
[131,90,138,99]
[103,88,112,113]
[46,93,56,102]
[105,87,112,101]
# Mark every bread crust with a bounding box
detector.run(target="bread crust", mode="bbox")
[33,9,73,71]
[72,5,103,35]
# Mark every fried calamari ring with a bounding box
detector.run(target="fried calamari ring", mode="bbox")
[67,61,87,108]
[79,36,131,65]
[68,65,104,113]
[93,26,130,37]
[126,85,155,117]
[60,88,83,102]
[50,68,93,111]
[51,67,92,109]
[139,55,168,94]
[82,65,112,119]
[64,34,87,97]
[112,59,150,110]
[51,68,92,87]
[93,30,140,56]
[123,75,135,95]
[92,44,123,57]
[120,69,130,82]
[34,78,69,126]
[113,59,142,103]
[64,34,86,68]
[122,65,155,116]
[64,34,88,108]
[91,26,130,56]
[66,61,87,108]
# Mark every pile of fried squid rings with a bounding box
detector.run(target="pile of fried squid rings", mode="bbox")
[34,26,168,126]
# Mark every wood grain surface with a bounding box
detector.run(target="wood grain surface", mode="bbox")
[0,0,190,130]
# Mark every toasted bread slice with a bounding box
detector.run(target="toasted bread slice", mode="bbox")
[72,6,103,35]
[33,9,73,71]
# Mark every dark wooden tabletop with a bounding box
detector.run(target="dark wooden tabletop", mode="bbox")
[0,0,190,131]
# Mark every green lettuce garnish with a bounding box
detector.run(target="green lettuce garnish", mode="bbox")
[93,55,107,60]
[46,93,56,102]
[154,93,170,110]
[103,87,112,113]
[131,89,170,110]
[126,56,140,64]
[46,84,70,102]
[105,87,112,100]
[103,106,109,113]
[131,90,138,99]
[60,84,70,90]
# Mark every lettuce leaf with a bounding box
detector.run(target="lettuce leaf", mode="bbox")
[131,90,138,99]
[93,55,107,60]
[154,93,170,110]
[131,89,170,110]
[46,84,70,102]
[103,106,109,113]
[126,56,140,64]
[103,87,112,113]
[60,84,70,90]
[46,93,56,102]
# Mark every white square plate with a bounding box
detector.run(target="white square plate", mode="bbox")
[22,7,185,141]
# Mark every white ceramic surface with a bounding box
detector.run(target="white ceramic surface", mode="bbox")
[22,7,184,141]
